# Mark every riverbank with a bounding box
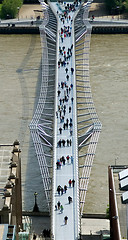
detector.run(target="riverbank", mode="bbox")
[0,21,128,34]
[0,2,128,34]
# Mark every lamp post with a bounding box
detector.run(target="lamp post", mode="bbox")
[33,192,39,212]
[116,6,120,20]
[17,7,20,21]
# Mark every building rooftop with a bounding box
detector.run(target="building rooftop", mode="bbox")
[112,165,128,239]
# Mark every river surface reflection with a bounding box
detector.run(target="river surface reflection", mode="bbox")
[0,34,127,213]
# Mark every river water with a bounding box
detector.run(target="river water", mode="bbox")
[85,34,128,214]
[0,34,128,214]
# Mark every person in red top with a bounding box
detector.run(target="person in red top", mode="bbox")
[69,179,72,187]
[66,155,70,163]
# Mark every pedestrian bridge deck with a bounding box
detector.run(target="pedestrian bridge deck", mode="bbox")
[50,2,80,239]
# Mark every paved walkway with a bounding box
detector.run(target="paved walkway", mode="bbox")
[50,2,80,239]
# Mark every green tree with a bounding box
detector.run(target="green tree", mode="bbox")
[1,0,23,19]
[105,0,116,13]
[105,0,124,14]
[124,0,128,12]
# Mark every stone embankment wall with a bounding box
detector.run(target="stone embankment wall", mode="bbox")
[92,26,128,34]
[0,25,128,34]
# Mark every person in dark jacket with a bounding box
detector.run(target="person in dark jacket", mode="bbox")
[33,234,36,240]
[64,216,68,224]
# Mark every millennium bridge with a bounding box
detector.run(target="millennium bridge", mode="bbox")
[29,0,102,239]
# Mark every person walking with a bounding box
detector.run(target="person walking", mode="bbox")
[63,108,66,116]
[64,185,67,193]
[70,129,73,136]
[71,67,74,74]
[61,36,63,43]
[70,83,73,89]
[56,161,60,169]
[69,179,72,187]
[57,201,61,210]
[62,157,66,165]
[67,139,69,146]
[69,106,71,113]
[57,90,61,97]
[72,179,75,187]
[63,123,66,130]
[68,196,72,204]
[57,185,61,195]
[64,216,68,225]
[66,74,69,81]
[62,139,65,147]
[60,204,64,213]
[71,97,74,103]
[59,127,62,134]
[58,139,62,147]
[66,155,70,163]
[33,234,37,240]
[66,118,69,124]
[59,98,62,105]
[56,111,58,118]
[69,86,71,94]
[59,109,62,117]
[71,156,73,164]
[65,68,68,73]
[61,187,64,195]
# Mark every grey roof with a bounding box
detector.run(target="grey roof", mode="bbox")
[112,166,128,239]
[119,168,128,180]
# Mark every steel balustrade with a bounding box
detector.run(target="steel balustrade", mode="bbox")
[74,1,102,215]
[29,1,57,211]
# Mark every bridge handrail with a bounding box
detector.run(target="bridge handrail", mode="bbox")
[72,9,80,238]
[50,1,59,238]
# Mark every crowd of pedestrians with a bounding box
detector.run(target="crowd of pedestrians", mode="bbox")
[55,0,81,228]
[56,155,74,168]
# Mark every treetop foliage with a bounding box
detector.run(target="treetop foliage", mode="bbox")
[1,0,23,19]
[105,0,128,14]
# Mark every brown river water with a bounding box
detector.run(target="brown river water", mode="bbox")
[0,34,128,213]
